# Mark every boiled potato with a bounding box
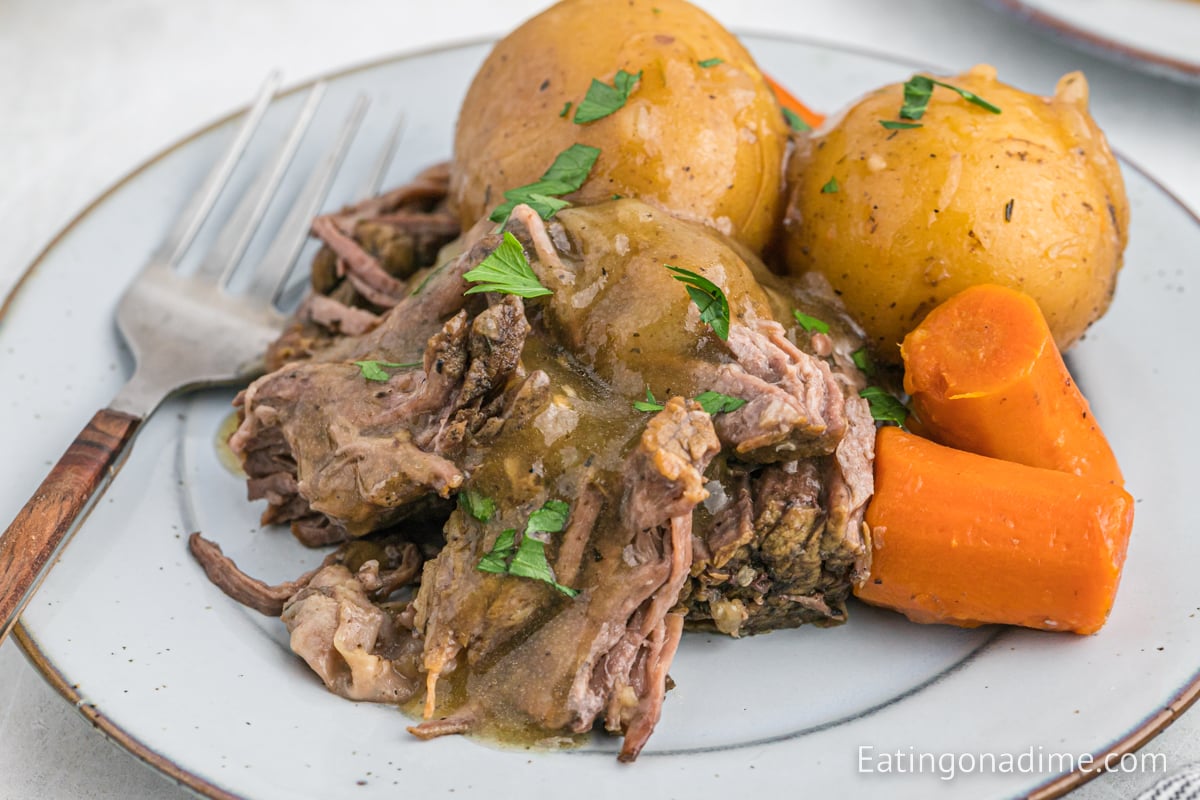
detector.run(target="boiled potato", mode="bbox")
[781,65,1129,361]
[451,0,788,253]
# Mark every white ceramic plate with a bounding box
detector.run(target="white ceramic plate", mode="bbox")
[989,0,1200,84]
[3,36,1198,800]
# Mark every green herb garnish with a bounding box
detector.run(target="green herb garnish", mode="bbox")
[698,58,723,68]
[792,310,830,334]
[851,347,875,376]
[783,108,811,132]
[821,177,839,194]
[900,75,1001,121]
[476,528,516,574]
[1005,198,1015,222]
[559,101,572,118]
[463,232,552,298]
[665,264,731,340]
[633,388,746,415]
[574,69,643,124]
[489,143,601,223]
[526,499,570,536]
[459,490,496,523]
[476,500,577,597]
[508,536,576,595]
[353,360,420,382]
[695,391,747,415]
[879,120,923,130]
[860,386,909,429]
[633,387,665,412]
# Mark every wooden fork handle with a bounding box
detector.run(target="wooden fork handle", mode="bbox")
[0,408,141,644]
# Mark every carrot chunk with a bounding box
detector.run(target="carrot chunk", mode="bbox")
[855,428,1134,635]
[902,284,1124,486]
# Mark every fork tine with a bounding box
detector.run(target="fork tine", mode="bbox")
[194,81,327,286]
[245,94,371,305]
[156,72,282,267]
[356,113,405,201]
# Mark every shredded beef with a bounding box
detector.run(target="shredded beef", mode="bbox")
[194,194,878,762]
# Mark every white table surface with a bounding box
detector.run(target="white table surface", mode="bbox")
[1,1,1197,798]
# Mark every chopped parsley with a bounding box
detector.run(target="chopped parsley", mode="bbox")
[633,387,665,412]
[900,74,1001,122]
[783,108,811,132]
[879,120,923,130]
[574,69,642,124]
[1005,198,1015,222]
[860,386,909,429]
[694,391,747,415]
[353,360,420,382]
[459,489,496,523]
[633,387,745,415]
[489,143,601,223]
[792,310,830,334]
[463,231,552,298]
[526,499,570,537]
[821,177,839,194]
[698,58,723,68]
[559,101,572,118]
[476,499,577,597]
[476,528,516,574]
[665,265,731,340]
[851,347,875,376]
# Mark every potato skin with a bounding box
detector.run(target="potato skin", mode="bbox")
[781,65,1129,361]
[451,0,788,253]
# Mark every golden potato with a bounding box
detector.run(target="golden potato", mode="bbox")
[451,0,788,253]
[780,65,1129,361]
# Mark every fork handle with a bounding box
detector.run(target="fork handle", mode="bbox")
[0,408,141,644]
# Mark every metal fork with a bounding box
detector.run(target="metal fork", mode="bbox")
[0,75,396,643]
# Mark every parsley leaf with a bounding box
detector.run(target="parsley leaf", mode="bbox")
[475,500,577,597]
[698,58,723,68]
[510,537,578,597]
[574,69,643,124]
[633,387,665,412]
[559,101,572,118]
[526,499,570,536]
[463,232,552,298]
[792,310,830,334]
[900,74,1001,121]
[821,177,839,194]
[540,143,602,188]
[860,386,909,429]
[634,388,746,415]
[477,529,516,574]
[353,360,420,382]
[900,75,935,120]
[459,489,496,523]
[489,143,601,223]
[879,120,923,130]
[934,79,1002,114]
[851,347,875,376]
[521,192,572,219]
[782,108,811,132]
[665,264,731,340]
[694,391,747,415]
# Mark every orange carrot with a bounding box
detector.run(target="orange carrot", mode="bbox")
[855,428,1134,635]
[902,284,1124,486]
[765,74,825,130]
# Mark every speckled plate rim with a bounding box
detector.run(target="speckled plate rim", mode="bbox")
[6,31,1200,800]
[986,0,1200,85]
